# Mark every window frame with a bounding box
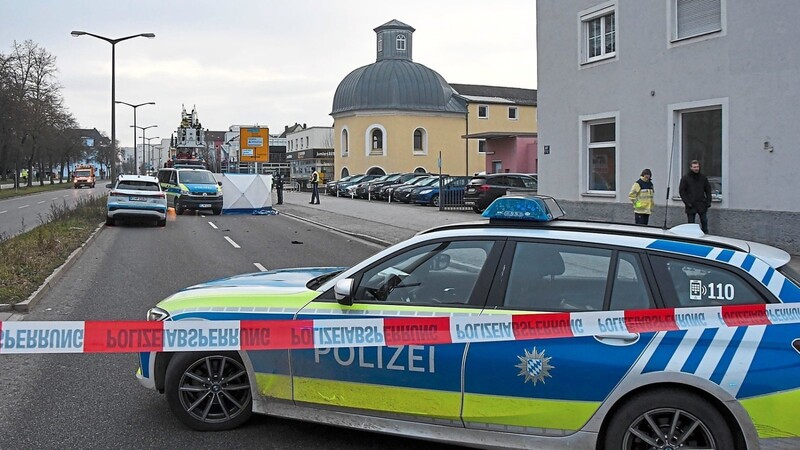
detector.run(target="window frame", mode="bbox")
[508,106,518,120]
[396,34,406,51]
[670,0,724,43]
[340,127,349,157]
[477,105,489,119]
[580,112,619,196]
[412,127,428,155]
[580,2,617,64]
[364,124,388,157]
[477,139,487,154]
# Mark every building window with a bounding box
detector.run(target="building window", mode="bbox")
[674,0,722,41]
[508,107,518,120]
[581,5,616,63]
[341,167,350,178]
[587,120,616,192]
[396,34,406,51]
[478,139,487,153]
[365,125,387,156]
[306,137,309,148]
[477,105,488,119]
[413,128,427,154]
[681,107,722,197]
[492,161,502,173]
[378,36,383,52]
[341,129,349,156]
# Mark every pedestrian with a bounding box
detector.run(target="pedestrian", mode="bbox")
[679,160,712,234]
[309,166,320,204]
[628,168,654,225]
[274,173,284,205]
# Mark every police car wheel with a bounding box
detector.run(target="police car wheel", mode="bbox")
[603,389,735,450]
[175,201,184,215]
[165,352,253,431]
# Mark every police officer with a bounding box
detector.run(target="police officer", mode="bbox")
[274,173,284,205]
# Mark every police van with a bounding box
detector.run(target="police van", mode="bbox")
[137,195,800,449]
[156,168,223,215]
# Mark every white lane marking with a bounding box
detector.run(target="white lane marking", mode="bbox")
[208,221,218,230]
[63,195,69,197]
[37,201,46,204]
[254,263,268,272]
[51,197,59,201]
[0,210,7,214]
[224,236,241,249]
[18,205,29,209]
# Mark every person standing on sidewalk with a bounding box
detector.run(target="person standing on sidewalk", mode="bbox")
[679,160,712,233]
[628,168,654,225]
[309,167,320,204]
[274,173,284,205]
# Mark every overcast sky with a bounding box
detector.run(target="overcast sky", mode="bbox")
[1,0,536,147]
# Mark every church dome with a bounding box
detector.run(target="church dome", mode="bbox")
[331,20,466,116]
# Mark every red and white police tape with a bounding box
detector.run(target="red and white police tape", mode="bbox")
[1,303,800,354]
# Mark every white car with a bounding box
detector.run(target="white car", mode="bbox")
[106,175,168,227]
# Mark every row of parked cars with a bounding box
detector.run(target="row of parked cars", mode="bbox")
[324,172,538,212]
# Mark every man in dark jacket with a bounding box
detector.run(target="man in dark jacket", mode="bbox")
[679,160,712,234]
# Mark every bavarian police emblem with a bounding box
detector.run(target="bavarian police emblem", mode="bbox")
[515,347,554,386]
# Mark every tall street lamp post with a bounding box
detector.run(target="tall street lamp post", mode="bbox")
[143,136,160,173]
[132,125,158,174]
[70,30,155,182]
[116,101,155,174]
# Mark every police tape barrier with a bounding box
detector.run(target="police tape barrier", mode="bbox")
[1,303,799,354]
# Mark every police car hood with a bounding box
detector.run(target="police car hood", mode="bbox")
[181,182,218,193]
[156,267,346,313]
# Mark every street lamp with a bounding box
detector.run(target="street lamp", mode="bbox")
[143,136,160,173]
[132,125,157,174]
[70,30,155,181]
[116,101,155,174]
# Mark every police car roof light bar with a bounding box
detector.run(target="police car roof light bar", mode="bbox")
[483,195,565,222]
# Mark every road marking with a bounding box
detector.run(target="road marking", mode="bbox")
[18,205,29,209]
[37,201,46,204]
[254,263,268,272]
[208,221,218,229]
[63,195,69,198]
[51,197,59,201]
[0,210,6,214]
[224,236,241,248]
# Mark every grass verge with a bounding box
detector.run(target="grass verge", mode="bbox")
[0,181,75,200]
[0,195,107,304]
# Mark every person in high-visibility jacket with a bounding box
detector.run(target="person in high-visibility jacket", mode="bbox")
[628,168,654,225]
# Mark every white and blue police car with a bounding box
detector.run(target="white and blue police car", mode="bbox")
[139,195,800,450]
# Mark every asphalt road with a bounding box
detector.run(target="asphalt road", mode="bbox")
[0,185,102,239]
[0,211,457,449]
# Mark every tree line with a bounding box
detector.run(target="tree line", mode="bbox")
[0,40,114,187]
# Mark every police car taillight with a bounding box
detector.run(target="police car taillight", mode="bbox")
[482,195,565,222]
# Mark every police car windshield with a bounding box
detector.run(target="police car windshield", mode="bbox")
[179,171,216,184]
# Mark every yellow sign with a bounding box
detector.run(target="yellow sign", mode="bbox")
[239,127,270,162]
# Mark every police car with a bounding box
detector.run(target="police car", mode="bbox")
[138,195,800,450]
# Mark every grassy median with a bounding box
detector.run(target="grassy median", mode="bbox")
[0,195,106,304]
[0,180,74,200]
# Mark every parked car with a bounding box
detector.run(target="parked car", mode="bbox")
[410,176,470,206]
[337,174,379,197]
[325,175,359,195]
[380,174,431,201]
[354,174,395,199]
[464,173,538,213]
[138,194,800,450]
[394,176,439,203]
[369,173,420,200]
[106,174,167,227]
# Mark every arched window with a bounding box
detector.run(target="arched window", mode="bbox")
[413,128,427,154]
[341,167,350,178]
[372,129,383,153]
[396,34,406,51]
[341,129,349,156]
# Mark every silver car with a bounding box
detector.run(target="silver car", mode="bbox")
[106,175,168,227]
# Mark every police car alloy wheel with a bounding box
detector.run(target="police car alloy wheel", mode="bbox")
[603,389,735,450]
[165,352,253,431]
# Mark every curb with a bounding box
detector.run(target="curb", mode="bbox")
[276,210,394,248]
[9,222,106,313]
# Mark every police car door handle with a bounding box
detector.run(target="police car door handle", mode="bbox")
[595,333,640,345]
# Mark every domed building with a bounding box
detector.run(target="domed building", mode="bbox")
[331,20,538,179]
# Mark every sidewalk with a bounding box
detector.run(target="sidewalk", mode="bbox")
[274,189,481,246]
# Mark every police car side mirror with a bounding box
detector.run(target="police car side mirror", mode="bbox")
[334,278,355,306]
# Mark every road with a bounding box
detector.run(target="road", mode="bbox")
[0,185,102,239]
[0,210,459,449]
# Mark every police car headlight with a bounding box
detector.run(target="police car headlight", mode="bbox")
[146,307,170,322]
[180,189,189,195]
[419,189,432,195]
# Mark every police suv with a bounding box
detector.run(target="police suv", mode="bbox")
[138,195,800,450]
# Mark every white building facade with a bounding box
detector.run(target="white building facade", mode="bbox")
[537,0,800,252]
[286,126,334,183]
